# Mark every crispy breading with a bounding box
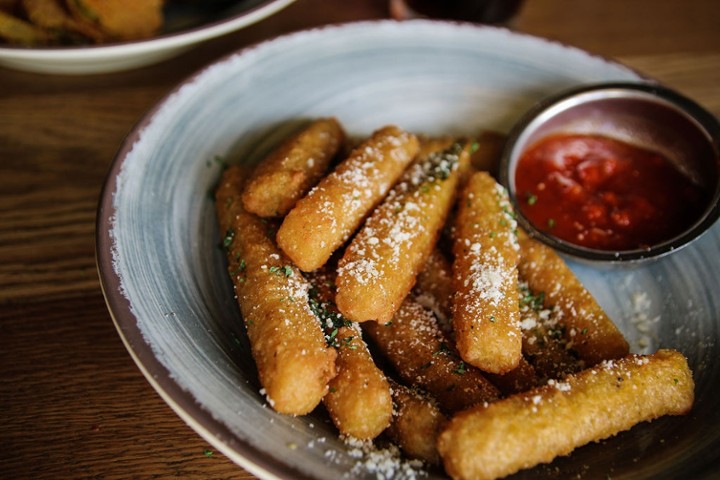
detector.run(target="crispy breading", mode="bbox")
[482,356,539,395]
[363,297,500,413]
[66,0,162,40]
[276,125,419,272]
[0,9,49,43]
[414,247,539,395]
[215,165,336,415]
[242,118,345,218]
[336,139,470,323]
[517,230,629,365]
[518,281,585,381]
[452,171,522,374]
[437,349,694,480]
[323,323,393,439]
[386,380,447,465]
[305,268,393,440]
[23,0,104,42]
[413,248,454,335]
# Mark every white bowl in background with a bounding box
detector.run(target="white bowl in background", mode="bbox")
[0,0,295,74]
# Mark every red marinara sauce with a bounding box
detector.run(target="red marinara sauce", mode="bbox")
[515,134,707,251]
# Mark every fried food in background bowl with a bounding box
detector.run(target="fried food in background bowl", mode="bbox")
[0,0,295,73]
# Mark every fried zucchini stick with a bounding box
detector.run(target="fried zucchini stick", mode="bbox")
[452,171,522,374]
[277,125,419,272]
[336,139,470,324]
[67,0,162,40]
[414,248,454,335]
[386,380,447,465]
[517,230,629,365]
[437,349,694,480]
[415,248,539,394]
[519,281,585,381]
[323,323,393,439]
[364,297,500,413]
[242,118,345,218]
[306,269,393,440]
[215,165,336,415]
[0,9,50,44]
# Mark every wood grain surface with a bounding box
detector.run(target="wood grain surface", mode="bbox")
[1,0,718,478]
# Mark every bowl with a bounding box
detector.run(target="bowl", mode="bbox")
[499,82,720,263]
[96,21,720,479]
[0,0,295,74]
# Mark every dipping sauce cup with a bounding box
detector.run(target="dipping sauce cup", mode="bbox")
[500,82,720,263]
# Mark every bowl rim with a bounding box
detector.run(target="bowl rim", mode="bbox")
[94,20,694,480]
[499,81,720,263]
[0,0,296,56]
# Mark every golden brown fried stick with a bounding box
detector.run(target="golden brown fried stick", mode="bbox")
[215,165,336,416]
[481,355,539,396]
[413,248,454,335]
[416,246,580,384]
[414,248,539,395]
[242,118,345,218]
[22,0,104,42]
[323,322,393,439]
[518,281,585,381]
[437,349,694,480]
[277,125,419,272]
[452,171,522,374]
[386,380,447,465]
[66,0,162,41]
[305,269,393,440]
[363,297,500,413]
[517,230,629,366]
[336,139,471,324]
[0,9,49,43]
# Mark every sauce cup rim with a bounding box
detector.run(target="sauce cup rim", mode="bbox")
[498,81,720,264]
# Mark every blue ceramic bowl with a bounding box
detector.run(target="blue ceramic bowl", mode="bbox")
[97,21,720,480]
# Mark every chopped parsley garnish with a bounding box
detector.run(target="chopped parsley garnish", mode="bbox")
[527,193,538,205]
[269,265,293,277]
[453,361,467,375]
[428,142,464,180]
[307,285,353,348]
[433,342,451,357]
[222,228,235,250]
[502,205,517,220]
[520,285,545,311]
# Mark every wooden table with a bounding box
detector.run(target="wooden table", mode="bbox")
[2,0,718,478]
